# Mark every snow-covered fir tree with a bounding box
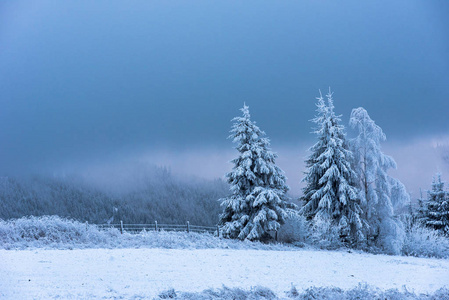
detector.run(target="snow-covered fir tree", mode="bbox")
[301,90,365,245]
[425,173,449,235]
[219,104,289,241]
[349,107,409,254]
[416,188,429,225]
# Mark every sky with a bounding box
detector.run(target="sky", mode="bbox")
[0,1,448,195]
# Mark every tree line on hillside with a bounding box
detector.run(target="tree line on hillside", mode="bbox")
[0,170,227,226]
[219,90,449,254]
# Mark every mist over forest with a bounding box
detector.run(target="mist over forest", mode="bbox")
[0,165,229,225]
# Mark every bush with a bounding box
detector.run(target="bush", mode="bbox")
[158,284,449,300]
[308,217,343,250]
[290,283,447,300]
[0,216,294,250]
[277,212,308,245]
[402,224,449,259]
[158,289,177,299]
[160,286,277,300]
[277,213,344,250]
[0,215,118,249]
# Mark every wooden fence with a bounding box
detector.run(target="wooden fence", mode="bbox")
[96,220,219,236]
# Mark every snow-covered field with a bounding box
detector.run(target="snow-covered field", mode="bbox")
[1,248,448,299]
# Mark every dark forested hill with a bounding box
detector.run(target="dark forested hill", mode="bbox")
[0,168,228,226]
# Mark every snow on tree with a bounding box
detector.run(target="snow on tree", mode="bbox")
[301,90,365,245]
[416,188,429,225]
[349,107,409,254]
[425,173,449,235]
[219,104,289,241]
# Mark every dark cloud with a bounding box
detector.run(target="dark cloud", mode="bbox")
[0,1,448,176]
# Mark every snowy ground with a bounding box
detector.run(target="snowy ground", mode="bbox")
[1,248,448,299]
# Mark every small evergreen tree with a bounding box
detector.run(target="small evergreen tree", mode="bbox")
[349,107,409,254]
[416,188,429,225]
[426,173,449,235]
[219,104,289,241]
[301,90,364,245]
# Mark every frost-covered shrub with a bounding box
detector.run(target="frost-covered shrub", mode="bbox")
[0,216,295,250]
[295,286,346,300]
[0,215,118,249]
[290,283,439,300]
[308,217,343,250]
[159,284,449,299]
[378,217,406,255]
[277,214,345,249]
[277,212,308,244]
[161,286,277,300]
[402,224,449,259]
[158,288,177,299]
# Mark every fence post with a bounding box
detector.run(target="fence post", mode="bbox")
[217,225,220,237]
[187,221,190,233]
[85,221,88,232]
[155,220,158,231]
[120,220,123,234]
[275,230,278,242]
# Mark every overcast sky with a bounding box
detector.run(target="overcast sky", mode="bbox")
[0,1,448,194]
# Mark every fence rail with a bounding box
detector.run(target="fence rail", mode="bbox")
[95,220,219,236]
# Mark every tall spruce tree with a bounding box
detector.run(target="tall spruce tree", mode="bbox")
[301,91,364,244]
[426,173,449,235]
[219,104,289,241]
[349,107,409,254]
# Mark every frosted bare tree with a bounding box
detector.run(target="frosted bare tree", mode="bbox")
[349,107,409,254]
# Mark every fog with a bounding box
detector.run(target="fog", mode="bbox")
[45,134,449,199]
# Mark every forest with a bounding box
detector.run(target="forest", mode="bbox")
[0,167,228,226]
